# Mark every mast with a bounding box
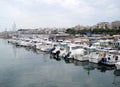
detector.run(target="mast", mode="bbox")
[12,22,17,32]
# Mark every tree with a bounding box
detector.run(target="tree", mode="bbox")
[66,28,76,35]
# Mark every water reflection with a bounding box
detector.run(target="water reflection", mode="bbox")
[49,54,61,61]
[114,70,120,76]
[9,42,118,71]
[64,58,74,63]
[73,60,89,66]
[113,70,120,86]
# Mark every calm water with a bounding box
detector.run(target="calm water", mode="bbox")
[0,39,120,87]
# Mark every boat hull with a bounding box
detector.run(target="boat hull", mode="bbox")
[115,63,120,70]
[89,58,100,63]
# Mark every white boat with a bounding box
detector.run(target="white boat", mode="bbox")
[36,39,43,50]
[40,41,57,52]
[15,39,23,46]
[74,41,89,48]
[27,39,40,48]
[58,43,68,57]
[89,42,101,50]
[89,52,103,63]
[40,44,52,52]
[52,46,60,54]
[115,62,120,70]
[36,43,42,49]
[8,38,19,44]
[19,39,31,47]
[59,48,66,57]
[64,44,88,61]
[100,52,120,66]
[74,52,89,61]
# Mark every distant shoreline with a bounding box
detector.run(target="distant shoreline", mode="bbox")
[0,35,11,39]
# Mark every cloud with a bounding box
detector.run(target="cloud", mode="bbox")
[0,0,120,31]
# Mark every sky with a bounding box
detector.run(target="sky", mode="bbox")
[0,0,120,31]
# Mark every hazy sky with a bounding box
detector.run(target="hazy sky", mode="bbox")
[0,0,120,31]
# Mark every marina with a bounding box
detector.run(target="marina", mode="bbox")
[0,38,120,87]
[7,34,120,67]
[0,0,120,87]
